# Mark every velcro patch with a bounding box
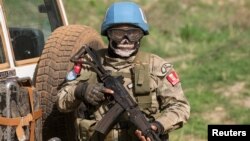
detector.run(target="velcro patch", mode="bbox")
[166,71,180,85]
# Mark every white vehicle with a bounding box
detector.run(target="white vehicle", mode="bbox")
[0,0,104,140]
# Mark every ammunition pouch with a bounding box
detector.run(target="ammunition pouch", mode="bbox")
[77,118,96,141]
[133,52,152,109]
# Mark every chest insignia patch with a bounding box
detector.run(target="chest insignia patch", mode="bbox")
[166,71,180,86]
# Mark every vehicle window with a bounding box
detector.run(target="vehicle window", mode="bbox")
[3,0,52,61]
[0,37,5,63]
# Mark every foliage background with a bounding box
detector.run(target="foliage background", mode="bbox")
[64,0,250,140]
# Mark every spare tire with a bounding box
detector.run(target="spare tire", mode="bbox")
[34,25,105,141]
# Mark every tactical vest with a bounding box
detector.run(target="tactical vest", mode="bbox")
[76,50,169,141]
[78,50,153,109]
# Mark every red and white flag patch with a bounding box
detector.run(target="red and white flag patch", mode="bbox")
[166,71,180,86]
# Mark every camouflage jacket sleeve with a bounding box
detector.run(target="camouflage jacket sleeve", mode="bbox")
[151,54,190,133]
[57,79,81,113]
[57,65,95,112]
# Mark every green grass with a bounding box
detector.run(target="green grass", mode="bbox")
[64,0,250,140]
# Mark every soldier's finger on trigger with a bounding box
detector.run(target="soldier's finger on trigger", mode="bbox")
[101,87,114,94]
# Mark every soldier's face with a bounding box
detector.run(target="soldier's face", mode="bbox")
[107,25,144,57]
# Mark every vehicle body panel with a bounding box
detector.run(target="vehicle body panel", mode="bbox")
[0,0,68,81]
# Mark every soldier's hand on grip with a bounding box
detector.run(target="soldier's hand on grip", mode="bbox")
[75,82,113,106]
[135,121,164,141]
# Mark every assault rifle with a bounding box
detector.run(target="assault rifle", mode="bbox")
[70,45,162,141]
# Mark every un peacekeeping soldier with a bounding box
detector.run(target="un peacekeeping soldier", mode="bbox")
[57,1,190,141]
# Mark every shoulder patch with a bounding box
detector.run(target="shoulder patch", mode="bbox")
[161,63,172,75]
[166,70,180,86]
[150,54,173,77]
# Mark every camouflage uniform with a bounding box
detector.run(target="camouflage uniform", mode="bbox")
[57,48,190,141]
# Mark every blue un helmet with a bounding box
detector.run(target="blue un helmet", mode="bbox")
[101,1,149,36]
